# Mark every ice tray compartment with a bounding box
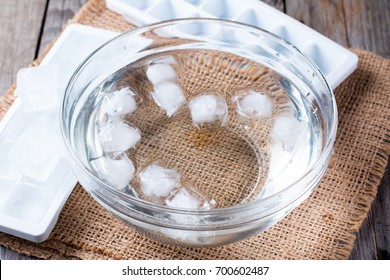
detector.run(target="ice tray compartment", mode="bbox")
[202,0,247,19]
[148,0,200,21]
[106,0,358,89]
[0,108,57,141]
[117,0,156,11]
[2,183,55,224]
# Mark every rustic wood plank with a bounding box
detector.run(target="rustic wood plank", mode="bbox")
[38,0,89,55]
[343,0,390,58]
[0,0,48,95]
[0,246,36,260]
[373,163,390,259]
[285,0,348,47]
[349,210,377,259]
[350,163,390,259]
[261,0,285,12]
[342,0,390,260]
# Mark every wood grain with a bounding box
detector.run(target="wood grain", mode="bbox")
[350,163,390,259]
[285,0,348,47]
[0,246,36,260]
[343,0,390,58]
[373,164,390,259]
[0,0,47,95]
[261,0,285,12]
[38,0,88,56]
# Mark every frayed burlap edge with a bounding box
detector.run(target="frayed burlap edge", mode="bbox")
[332,52,390,259]
[335,144,390,259]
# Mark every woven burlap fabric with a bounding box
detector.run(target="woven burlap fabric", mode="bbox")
[0,0,389,259]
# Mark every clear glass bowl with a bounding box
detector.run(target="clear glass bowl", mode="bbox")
[60,19,337,247]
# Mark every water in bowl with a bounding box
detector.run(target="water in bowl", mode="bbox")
[74,49,323,209]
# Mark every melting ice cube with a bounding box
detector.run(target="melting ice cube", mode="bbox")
[258,142,293,198]
[151,82,186,117]
[146,62,177,85]
[161,186,216,243]
[91,155,135,191]
[101,87,137,116]
[165,187,212,210]
[166,188,201,209]
[189,94,228,126]
[14,64,58,112]
[232,90,273,119]
[8,127,63,181]
[139,163,181,199]
[271,115,306,150]
[160,227,215,245]
[98,122,141,152]
[260,130,310,199]
[152,55,177,65]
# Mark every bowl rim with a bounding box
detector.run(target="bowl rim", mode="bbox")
[60,18,338,220]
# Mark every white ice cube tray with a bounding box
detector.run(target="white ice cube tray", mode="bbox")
[0,24,118,242]
[107,0,358,89]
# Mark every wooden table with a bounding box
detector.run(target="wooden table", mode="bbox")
[0,0,389,260]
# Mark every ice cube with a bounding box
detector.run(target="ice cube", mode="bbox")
[260,134,310,199]
[259,142,293,198]
[19,157,77,192]
[8,127,63,182]
[151,82,186,117]
[2,183,54,224]
[271,115,306,149]
[2,109,57,141]
[101,87,137,116]
[98,122,141,152]
[14,64,58,112]
[91,155,135,191]
[146,63,177,85]
[165,188,201,209]
[152,55,176,65]
[160,227,215,245]
[232,90,273,119]
[189,94,228,126]
[139,163,181,199]
[165,187,213,209]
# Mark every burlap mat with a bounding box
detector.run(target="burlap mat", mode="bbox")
[0,0,389,259]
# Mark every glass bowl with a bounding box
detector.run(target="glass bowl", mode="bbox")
[60,19,337,247]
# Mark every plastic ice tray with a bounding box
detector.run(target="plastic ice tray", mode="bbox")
[0,24,118,242]
[106,0,358,89]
